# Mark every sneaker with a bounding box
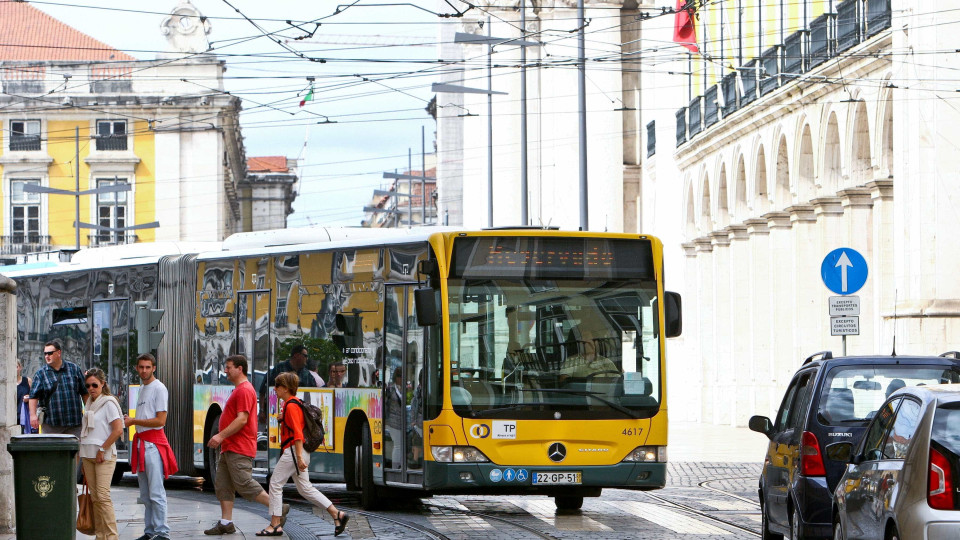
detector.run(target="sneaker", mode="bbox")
[151,536,171,540]
[134,535,152,540]
[204,521,237,535]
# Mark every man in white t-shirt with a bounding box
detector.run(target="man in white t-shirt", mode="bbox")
[125,353,176,540]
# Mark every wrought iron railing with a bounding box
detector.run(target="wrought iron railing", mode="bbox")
[95,135,127,151]
[704,86,719,128]
[87,234,138,247]
[0,235,51,254]
[676,107,687,147]
[836,0,861,53]
[688,96,702,138]
[721,72,739,117]
[809,13,834,70]
[646,120,656,157]
[9,135,40,151]
[741,60,759,106]
[865,0,891,37]
[783,31,806,80]
[760,46,781,96]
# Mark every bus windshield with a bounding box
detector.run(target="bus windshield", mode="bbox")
[448,278,662,420]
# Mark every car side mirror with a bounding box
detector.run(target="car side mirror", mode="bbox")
[825,441,854,463]
[748,415,773,439]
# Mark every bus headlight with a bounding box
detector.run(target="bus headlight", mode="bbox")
[622,446,666,463]
[431,446,491,463]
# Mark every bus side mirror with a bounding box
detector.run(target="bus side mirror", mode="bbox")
[414,287,439,327]
[663,291,682,338]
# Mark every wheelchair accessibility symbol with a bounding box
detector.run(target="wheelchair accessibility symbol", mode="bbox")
[516,469,528,482]
[469,424,491,439]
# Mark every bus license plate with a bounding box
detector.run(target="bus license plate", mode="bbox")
[532,472,581,485]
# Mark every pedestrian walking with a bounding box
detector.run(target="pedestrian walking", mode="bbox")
[16,359,33,434]
[79,368,123,540]
[28,339,87,435]
[125,353,177,540]
[204,355,287,535]
[259,372,349,537]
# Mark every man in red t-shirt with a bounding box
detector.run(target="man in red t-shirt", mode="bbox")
[203,355,287,535]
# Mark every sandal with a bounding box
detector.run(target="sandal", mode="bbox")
[334,511,350,536]
[256,524,283,536]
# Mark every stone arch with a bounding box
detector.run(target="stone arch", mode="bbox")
[716,163,730,228]
[796,122,815,203]
[701,173,713,234]
[684,181,697,240]
[734,153,748,222]
[753,143,770,215]
[821,111,842,195]
[774,134,791,209]
[878,83,894,179]
[849,100,872,187]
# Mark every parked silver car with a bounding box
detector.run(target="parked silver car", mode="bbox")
[828,383,960,540]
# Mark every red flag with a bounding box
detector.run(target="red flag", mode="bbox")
[673,0,699,54]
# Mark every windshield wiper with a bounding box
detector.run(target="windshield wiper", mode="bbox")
[517,388,642,419]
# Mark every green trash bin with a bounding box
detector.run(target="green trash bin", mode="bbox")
[7,434,79,539]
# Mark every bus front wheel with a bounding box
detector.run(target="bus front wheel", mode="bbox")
[554,495,583,511]
[358,422,383,510]
[203,412,222,487]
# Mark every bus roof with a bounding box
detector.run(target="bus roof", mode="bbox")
[0,241,221,278]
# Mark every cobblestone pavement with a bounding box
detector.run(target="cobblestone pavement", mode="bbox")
[268,461,765,539]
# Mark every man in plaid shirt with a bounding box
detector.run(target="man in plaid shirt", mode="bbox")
[28,339,87,436]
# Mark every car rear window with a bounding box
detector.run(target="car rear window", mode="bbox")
[932,404,960,456]
[818,365,960,425]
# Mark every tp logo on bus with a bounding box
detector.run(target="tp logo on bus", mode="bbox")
[469,424,491,439]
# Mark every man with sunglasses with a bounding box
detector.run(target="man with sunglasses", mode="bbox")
[28,339,87,436]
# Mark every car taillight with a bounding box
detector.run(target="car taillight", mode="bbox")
[929,447,955,510]
[801,431,826,477]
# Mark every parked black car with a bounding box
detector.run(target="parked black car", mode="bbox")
[749,351,960,539]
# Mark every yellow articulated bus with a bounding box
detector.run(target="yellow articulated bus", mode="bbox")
[7,227,681,510]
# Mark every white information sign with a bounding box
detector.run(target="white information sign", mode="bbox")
[829,296,861,316]
[493,421,517,439]
[831,316,860,336]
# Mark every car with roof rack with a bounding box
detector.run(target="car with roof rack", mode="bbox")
[749,350,960,539]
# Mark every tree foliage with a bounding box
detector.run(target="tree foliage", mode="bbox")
[276,332,343,373]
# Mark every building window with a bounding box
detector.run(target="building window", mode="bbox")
[96,177,127,244]
[95,120,127,151]
[9,120,40,151]
[10,179,40,242]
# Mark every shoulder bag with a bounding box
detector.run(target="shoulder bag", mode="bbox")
[76,471,95,535]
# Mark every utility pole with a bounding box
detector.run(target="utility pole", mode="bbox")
[578,0,589,230]
[421,125,427,225]
[75,126,80,249]
[520,0,529,226]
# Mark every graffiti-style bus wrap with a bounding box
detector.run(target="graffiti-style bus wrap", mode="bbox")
[7,228,680,510]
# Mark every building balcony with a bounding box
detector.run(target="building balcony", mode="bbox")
[87,234,138,247]
[9,135,41,151]
[95,135,128,151]
[674,0,891,149]
[0,235,51,255]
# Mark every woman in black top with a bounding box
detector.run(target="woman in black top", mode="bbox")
[16,360,32,433]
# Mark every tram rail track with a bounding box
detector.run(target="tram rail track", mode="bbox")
[642,491,762,538]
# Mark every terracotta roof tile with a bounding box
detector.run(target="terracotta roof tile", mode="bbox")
[247,156,289,173]
[0,2,136,62]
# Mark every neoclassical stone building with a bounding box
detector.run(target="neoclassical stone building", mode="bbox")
[646,0,960,424]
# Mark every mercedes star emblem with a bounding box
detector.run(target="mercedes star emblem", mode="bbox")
[548,442,566,462]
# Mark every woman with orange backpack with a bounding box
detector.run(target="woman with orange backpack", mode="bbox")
[257,372,349,537]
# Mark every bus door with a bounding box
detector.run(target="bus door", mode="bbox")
[236,289,271,470]
[383,285,425,486]
[92,299,132,455]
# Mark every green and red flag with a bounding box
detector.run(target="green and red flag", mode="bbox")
[299,84,314,107]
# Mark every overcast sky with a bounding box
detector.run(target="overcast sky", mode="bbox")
[31,0,443,227]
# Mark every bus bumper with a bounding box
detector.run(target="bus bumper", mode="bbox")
[423,461,666,493]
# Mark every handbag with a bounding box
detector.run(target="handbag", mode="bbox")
[76,471,95,535]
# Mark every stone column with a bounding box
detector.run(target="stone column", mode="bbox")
[674,242,701,422]
[868,179,895,352]
[709,231,732,425]
[812,197,844,354]
[0,274,18,532]
[694,237,715,423]
[726,225,750,421]
[787,205,818,388]
[744,218,771,424]
[764,211,793,403]
[839,188,875,354]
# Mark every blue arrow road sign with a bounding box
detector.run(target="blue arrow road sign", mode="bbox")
[821,248,868,295]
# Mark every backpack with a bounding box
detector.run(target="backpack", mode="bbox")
[281,398,326,452]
